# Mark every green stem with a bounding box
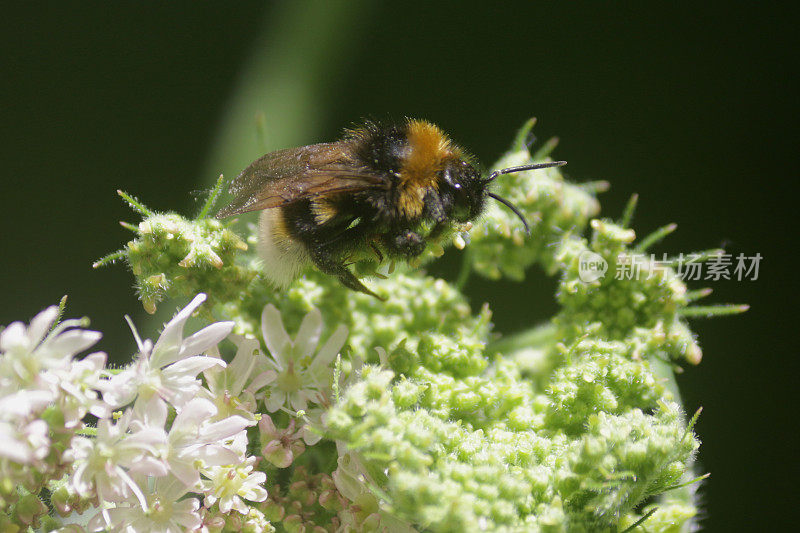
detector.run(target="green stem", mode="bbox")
[200,1,375,191]
[488,322,558,354]
[455,248,473,290]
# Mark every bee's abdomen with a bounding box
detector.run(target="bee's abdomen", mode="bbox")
[257,208,310,288]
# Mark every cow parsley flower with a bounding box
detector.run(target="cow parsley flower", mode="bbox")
[260,304,347,413]
[201,455,268,515]
[203,335,274,422]
[102,294,233,409]
[162,397,253,487]
[87,475,202,533]
[0,418,49,464]
[0,305,101,386]
[69,408,167,507]
[0,301,106,506]
[0,304,105,432]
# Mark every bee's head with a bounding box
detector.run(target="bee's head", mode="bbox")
[441,159,486,222]
[441,159,568,233]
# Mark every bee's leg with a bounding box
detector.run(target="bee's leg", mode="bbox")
[385,229,425,258]
[423,190,447,224]
[422,191,450,243]
[369,239,384,262]
[309,248,385,301]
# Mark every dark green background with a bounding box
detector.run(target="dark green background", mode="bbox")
[1,3,795,531]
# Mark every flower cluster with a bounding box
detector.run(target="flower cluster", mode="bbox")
[326,365,698,532]
[0,292,353,532]
[95,190,254,315]
[466,118,604,279]
[0,303,104,531]
[5,121,741,531]
[311,124,723,532]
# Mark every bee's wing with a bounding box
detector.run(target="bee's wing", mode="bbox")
[216,142,387,218]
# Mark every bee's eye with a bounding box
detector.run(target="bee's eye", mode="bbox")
[442,168,464,192]
[448,181,472,220]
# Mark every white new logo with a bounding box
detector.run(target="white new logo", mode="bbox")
[578,251,608,283]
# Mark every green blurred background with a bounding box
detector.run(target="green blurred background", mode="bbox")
[1,3,795,530]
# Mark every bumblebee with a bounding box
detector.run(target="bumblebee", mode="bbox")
[217,119,565,298]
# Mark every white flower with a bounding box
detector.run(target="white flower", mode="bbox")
[0,389,52,466]
[201,456,268,515]
[0,418,49,464]
[0,306,101,387]
[0,303,105,466]
[203,335,273,422]
[88,475,202,533]
[70,409,167,507]
[45,351,110,426]
[260,304,347,412]
[0,388,53,421]
[102,294,233,409]
[162,397,253,487]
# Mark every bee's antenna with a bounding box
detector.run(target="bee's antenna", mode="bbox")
[487,192,531,234]
[483,160,567,184]
[482,161,566,235]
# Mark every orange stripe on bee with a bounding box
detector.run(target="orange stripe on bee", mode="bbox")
[398,120,459,218]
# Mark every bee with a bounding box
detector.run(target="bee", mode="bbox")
[217,119,565,299]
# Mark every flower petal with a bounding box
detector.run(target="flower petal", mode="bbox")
[219,495,233,514]
[301,423,323,446]
[261,304,290,366]
[0,424,34,463]
[226,336,261,393]
[27,306,59,347]
[0,389,54,417]
[151,294,207,367]
[0,321,26,351]
[132,396,168,429]
[127,456,169,477]
[289,391,308,412]
[45,329,102,365]
[163,355,226,380]
[311,324,348,372]
[202,417,252,443]
[258,415,278,438]
[247,370,277,394]
[169,458,201,487]
[295,308,323,359]
[173,397,217,430]
[196,445,241,467]
[99,368,139,408]
[265,390,286,412]
[179,321,234,359]
[262,441,294,468]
